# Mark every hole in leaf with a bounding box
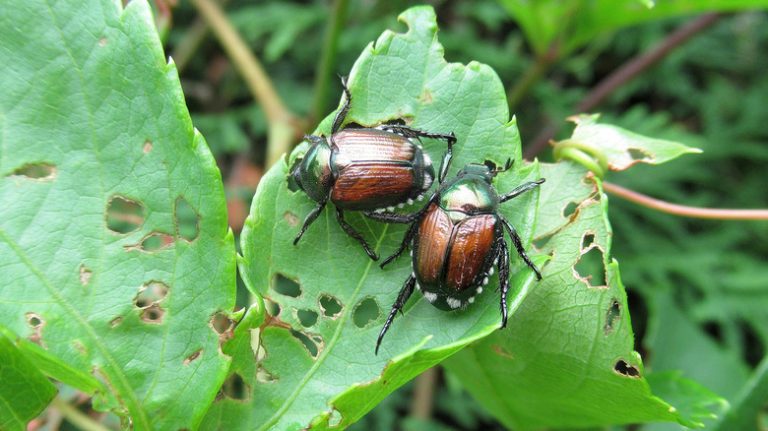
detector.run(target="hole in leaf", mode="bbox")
[581,233,595,250]
[143,140,152,153]
[251,329,267,361]
[183,349,202,365]
[614,360,640,378]
[274,274,301,297]
[222,373,249,401]
[628,148,648,161]
[256,366,278,383]
[26,312,43,328]
[141,304,165,324]
[738,319,765,367]
[319,294,342,318]
[604,299,621,334]
[283,211,299,227]
[134,281,169,308]
[110,316,123,328]
[574,247,607,287]
[264,298,281,317]
[79,265,92,286]
[211,312,234,335]
[563,201,579,219]
[297,309,318,327]
[10,162,57,180]
[702,320,725,347]
[328,408,343,428]
[352,297,380,328]
[291,329,320,358]
[125,232,175,252]
[106,196,145,234]
[533,232,555,250]
[175,197,199,241]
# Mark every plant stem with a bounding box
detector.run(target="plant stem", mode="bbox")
[51,397,112,431]
[410,367,437,420]
[603,181,768,220]
[171,18,210,73]
[191,0,299,167]
[311,0,349,128]
[524,13,721,159]
[714,355,768,430]
[507,44,559,112]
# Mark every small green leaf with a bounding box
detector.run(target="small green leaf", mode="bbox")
[564,114,702,172]
[226,6,545,430]
[443,162,687,429]
[646,371,727,428]
[0,1,235,428]
[0,328,57,431]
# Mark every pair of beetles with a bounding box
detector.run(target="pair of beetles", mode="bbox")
[287,78,545,354]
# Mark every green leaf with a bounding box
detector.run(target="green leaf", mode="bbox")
[225,6,546,430]
[645,371,727,429]
[443,162,687,429]
[0,328,57,431]
[0,1,235,429]
[563,114,702,172]
[712,355,768,431]
[500,0,768,57]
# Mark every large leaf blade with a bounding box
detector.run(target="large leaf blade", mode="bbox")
[0,1,235,428]
[222,6,545,430]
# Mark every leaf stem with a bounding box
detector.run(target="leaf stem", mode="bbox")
[603,181,768,220]
[191,0,300,166]
[714,355,768,430]
[311,0,349,128]
[51,397,112,431]
[524,13,721,159]
[507,44,558,112]
[410,367,437,420]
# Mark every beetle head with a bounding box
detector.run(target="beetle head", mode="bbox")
[287,155,304,192]
[458,159,513,183]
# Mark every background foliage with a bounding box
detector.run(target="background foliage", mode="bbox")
[1,0,767,429]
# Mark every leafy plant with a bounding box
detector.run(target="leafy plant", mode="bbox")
[2,0,767,430]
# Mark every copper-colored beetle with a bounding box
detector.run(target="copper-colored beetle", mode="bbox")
[368,157,545,353]
[287,77,456,260]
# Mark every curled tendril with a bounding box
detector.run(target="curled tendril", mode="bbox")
[552,139,609,179]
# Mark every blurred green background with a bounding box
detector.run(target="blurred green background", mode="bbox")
[160,1,768,429]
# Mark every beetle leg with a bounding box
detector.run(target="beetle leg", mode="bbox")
[438,137,454,184]
[364,211,421,224]
[499,179,545,203]
[498,238,511,328]
[335,208,379,261]
[377,125,457,146]
[331,75,352,134]
[379,220,419,269]
[293,200,327,245]
[499,216,542,280]
[375,275,416,355]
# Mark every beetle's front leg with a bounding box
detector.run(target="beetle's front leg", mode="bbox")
[294,200,327,245]
[335,208,379,261]
[331,76,352,134]
[376,124,456,146]
[499,179,545,203]
[500,216,542,280]
[375,275,416,354]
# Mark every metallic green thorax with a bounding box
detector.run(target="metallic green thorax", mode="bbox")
[288,140,333,202]
[439,165,499,222]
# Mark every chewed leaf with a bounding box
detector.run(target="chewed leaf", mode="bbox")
[567,114,702,171]
[225,5,543,430]
[444,163,695,429]
[0,1,235,428]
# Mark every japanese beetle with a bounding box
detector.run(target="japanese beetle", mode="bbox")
[367,156,545,354]
[288,77,456,260]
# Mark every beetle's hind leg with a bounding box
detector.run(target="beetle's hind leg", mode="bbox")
[294,200,327,245]
[335,208,379,261]
[376,275,416,354]
[378,220,419,269]
[497,238,511,328]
